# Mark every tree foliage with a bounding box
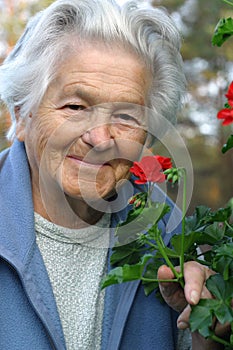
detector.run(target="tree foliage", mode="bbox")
[0,0,54,60]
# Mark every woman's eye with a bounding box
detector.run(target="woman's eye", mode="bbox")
[114,113,132,120]
[113,113,138,125]
[65,105,86,111]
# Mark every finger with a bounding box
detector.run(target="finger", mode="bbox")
[183,261,213,305]
[158,265,187,312]
[157,264,175,281]
[158,265,179,298]
[200,284,212,300]
[177,304,191,330]
[177,283,213,329]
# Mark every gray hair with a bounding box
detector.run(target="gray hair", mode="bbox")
[0,0,186,140]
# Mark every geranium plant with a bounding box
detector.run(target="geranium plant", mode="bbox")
[102,153,233,347]
[101,2,233,348]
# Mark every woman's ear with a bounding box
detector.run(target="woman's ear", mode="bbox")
[15,107,26,141]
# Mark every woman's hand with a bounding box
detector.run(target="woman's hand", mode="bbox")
[157,262,228,350]
[158,261,213,318]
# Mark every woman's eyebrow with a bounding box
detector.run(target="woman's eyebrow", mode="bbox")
[63,85,93,101]
[60,84,146,106]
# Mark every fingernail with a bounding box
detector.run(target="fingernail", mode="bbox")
[177,320,189,330]
[190,290,199,304]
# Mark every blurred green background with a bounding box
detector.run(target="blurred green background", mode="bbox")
[0,0,233,214]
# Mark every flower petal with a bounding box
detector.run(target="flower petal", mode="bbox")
[130,156,169,184]
[154,155,172,170]
[217,108,233,125]
[225,81,233,100]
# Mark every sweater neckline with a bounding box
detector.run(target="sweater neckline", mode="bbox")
[34,212,111,248]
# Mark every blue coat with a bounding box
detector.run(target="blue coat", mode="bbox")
[0,140,181,350]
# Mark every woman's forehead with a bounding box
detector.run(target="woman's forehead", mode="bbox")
[45,41,151,106]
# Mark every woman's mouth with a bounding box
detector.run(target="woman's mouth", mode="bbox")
[66,155,107,168]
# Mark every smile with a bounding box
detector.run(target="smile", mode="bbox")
[66,155,106,168]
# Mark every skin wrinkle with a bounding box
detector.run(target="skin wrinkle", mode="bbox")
[57,77,147,105]
[64,38,150,91]
[16,41,150,227]
[50,44,150,106]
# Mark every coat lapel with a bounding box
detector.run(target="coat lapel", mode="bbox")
[0,140,66,349]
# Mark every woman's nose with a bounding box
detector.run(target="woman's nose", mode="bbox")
[82,124,114,151]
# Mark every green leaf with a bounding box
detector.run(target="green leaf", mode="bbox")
[185,206,211,232]
[212,244,233,278]
[154,245,180,259]
[222,135,233,153]
[213,255,233,279]
[206,275,233,324]
[142,260,163,296]
[110,240,145,266]
[101,254,153,289]
[143,281,158,296]
[119,197,146,226]
[190,275,233,338]
[195,206,211,224]
[210,206,232,222]
[185,206,232,239]
[171,231,202,254]
[215,304,233,325]
[151,202,171,224]
[190,299,216,337]
[230,323,233,345]
[212,17,233,47]
[202,222,226,244]
[115,202,170,244]
[206,274,233,300]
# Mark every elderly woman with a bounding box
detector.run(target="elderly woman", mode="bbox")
[0,0,223,349]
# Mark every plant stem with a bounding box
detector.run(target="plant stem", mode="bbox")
[154,233,182,284]
[180,168,187,280]
[194,258,212,267]
[223,0,233,6]
[151,237,177,276]
[141,277,179,283]
[210,334,231,347]
[147,182,153,206]
[225,220,233,231]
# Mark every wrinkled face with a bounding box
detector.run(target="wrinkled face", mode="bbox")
[16,41,151,214]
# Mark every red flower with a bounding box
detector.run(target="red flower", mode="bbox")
[130,155,172,184]
[225,81,233,106]
[154,155,173,170]
[217,81,233,126]
[217,108,233,126]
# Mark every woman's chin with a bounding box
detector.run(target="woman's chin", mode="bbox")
[63,178,116,203]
